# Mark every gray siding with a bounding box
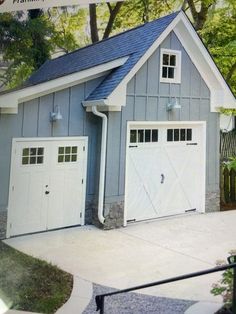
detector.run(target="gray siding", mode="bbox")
[105,31,219,204]
[0,76,104,212]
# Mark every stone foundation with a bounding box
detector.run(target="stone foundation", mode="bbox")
[103,201,124,230]
[0,211,7,239]
[205,190,220,212]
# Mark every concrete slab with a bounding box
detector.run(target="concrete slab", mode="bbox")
[5,211,236,302]
[56,276,92,314]
[184,301,223,314]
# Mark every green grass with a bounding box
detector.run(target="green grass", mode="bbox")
[0,241,73,314]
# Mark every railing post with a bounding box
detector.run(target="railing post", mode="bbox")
[228,255,236,314]
[95,295,105,313]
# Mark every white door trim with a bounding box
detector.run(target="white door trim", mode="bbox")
[124,121,206,226]
[7,136,88,238]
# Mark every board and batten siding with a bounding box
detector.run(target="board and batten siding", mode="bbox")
[0,77,104,215]
[104,31,220,211]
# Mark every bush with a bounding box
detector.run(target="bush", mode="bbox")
[211,250,236,312]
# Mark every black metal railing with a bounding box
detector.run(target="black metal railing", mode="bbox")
[95,255,236,314]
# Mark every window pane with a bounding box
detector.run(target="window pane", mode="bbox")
[162,67,168,78]
[58,147,64,154]
[152,129,158,142]
[170,55,176,66]
[65,147,71,154]
[37,156,43,164]
[187,129,192,141]
[174,129,180,141]
[38,147,44,155]
[71,155,77,162]
[22,148,29,157]
[22,157,29,165]
[58,155,64,163]
[168,67,175,79]
[145,130,151,142]
[180,129,186,141]
[167,129,173,142]
[72,146,77,154]
[130,130,137,143]
[65,155,70,162]
[30,156,36,164]
[163,54,169,65]
[30,148,37,156]
[138,130,144,143]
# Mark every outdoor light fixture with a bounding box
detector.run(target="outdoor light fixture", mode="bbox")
[166,98,181,111]
[50,105,63,122]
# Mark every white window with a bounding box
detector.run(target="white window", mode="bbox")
[160,49,181,84]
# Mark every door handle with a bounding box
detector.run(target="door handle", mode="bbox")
[45,191,50,195]
[161,174,165,184]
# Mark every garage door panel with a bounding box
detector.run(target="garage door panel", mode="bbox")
[125,124,205,223]
[48,168,83,229]
[8,137,87,237]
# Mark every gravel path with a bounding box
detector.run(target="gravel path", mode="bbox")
[83,283,196,314]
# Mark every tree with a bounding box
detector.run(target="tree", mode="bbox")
[0,10,54,88]
[89,2,123,43]
[200,0,236,94]
[182,0,217,31]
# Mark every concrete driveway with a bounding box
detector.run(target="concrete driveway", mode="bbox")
[4,211,236,302]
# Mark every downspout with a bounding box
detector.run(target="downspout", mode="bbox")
[91,106,107,224]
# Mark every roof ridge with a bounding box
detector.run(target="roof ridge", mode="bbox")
[48,11,179,63]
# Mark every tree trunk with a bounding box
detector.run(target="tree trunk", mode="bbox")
[103,2,123,40]
[89,3,99,43]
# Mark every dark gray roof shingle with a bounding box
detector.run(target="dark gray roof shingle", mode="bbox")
[26,11,179,100]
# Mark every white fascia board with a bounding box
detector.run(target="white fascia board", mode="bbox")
[174,12,236,111]
[83,99,109,107]
[86,105,122,112]
[0,56,129,112]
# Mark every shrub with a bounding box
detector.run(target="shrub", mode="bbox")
[211,250,236,311]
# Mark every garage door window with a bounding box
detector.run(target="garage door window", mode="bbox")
[167,129,192,142]
[130,129,158,143]
[22,147,44,165]
[58,146,78,163]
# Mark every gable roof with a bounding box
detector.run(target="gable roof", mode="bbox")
[26,11,179,88]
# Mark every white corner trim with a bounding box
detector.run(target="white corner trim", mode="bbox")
[0,56,129,112]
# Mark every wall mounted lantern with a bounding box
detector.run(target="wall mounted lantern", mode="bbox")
[50,105,63,122]
[166,98,181,111]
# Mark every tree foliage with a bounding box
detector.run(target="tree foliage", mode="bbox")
[0,10,54,88]
[200,0,236,94]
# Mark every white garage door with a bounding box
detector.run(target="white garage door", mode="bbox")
[7,137,87,237]
[125,122,206,223]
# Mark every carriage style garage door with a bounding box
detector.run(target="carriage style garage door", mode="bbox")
[7,137,87,237]
[125,122,206,223]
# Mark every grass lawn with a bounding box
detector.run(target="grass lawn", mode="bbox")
[0,241,73,314]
